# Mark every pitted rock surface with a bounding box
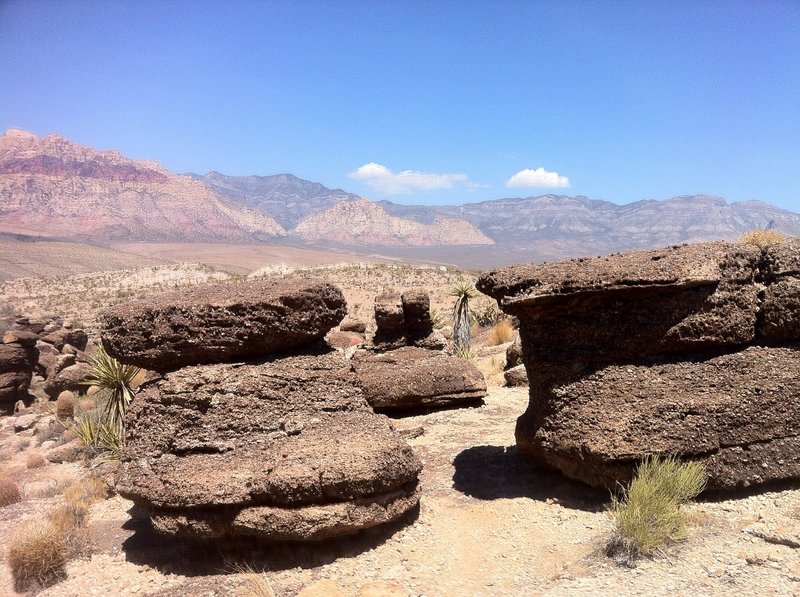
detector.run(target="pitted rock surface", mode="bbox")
[0,331,38,410]
[353,347,487,411]
[478,240,800,490]
[372,290,445,351]
[117,352,422,541]
[99,278,347,371]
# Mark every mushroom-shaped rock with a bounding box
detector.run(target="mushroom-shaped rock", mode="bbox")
[477,240,800,490]
[116,352,421,541]
[353,347,487,411]
[99,279,347,371]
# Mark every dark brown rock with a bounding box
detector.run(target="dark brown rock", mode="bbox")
[505,338,523,370]
[504,364,528,387]
[116,352,421,541]
[340,320,367,334]
[353,347,487,411]
[99,279,347,371]
[373,290,445,351]
[0,331,38,411]
[40,328,88,351]
[478,241,800,491]
[43,362,91,398]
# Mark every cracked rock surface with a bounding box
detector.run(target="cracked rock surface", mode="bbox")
[478,240,800,490]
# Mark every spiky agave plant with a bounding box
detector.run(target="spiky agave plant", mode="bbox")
[448,280,477,351]
[83,345,140,436]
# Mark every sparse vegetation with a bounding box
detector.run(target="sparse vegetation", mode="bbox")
[607,455,706,564]
[7,518,69,590]
[235,563,277,597]
[429,307,447,330]
[740,228,787,248]
[449,280,477,351]
[26,453,46,469]
[83,344,140,435]
[69,411,124,461]
[0,475,23,506]
[453,345,474,360]
[487,319,515,346]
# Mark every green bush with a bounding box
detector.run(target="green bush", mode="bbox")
[83,344,140,435]
[607,455,706,563]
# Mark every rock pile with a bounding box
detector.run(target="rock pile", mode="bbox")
[100,278,422,541]
[0,331,38,411]
[372,290,445,351]
[478,240,800,490]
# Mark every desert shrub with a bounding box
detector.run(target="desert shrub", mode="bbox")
[453,345,474,360]
[740,228,787,248]
[69,412,123,461]
[63,476,109,507]
[429,307,447,330]
[607,455,706,563]
[26,453,46,469]
[83,344,140,439]
[235,563,277,597]
[487,320,515,346]
[449,280,477,350]
[0,476,23,507]
[7,518,69,590]
[471,300,506,327]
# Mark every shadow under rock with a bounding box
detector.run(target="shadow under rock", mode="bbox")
[452,444,607,512]
[380,398,485,419]
[121,503,420,576]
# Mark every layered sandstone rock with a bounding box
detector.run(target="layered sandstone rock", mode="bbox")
[478,240,800,490]
[118,353,421,541]
[0,331,38,411]
[105,278,422,542]
[372,290,445,351]
[99,278,347,371]
[353,347,487,411]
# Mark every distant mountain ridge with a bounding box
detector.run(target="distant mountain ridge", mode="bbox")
[2,129,800,266]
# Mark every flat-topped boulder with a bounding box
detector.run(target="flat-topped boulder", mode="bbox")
[478,240,800,490]
[353,347,486,411]
[117,352,421,541]
[372,290,445,351]
[99,278,347,371]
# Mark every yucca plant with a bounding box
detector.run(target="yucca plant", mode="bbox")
[83,344,140,436]
[449,280,477,350]
[69,412,124,461]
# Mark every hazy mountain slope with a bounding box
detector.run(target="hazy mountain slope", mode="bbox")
[0,235,168,282]
[293,199,494,247]
[0,129,285,242]
[379,194,800,256]
[195,171,361,229]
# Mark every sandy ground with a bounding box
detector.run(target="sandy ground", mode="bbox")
[1,386,798,597]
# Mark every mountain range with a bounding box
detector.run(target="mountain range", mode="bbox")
[2,128,799,267]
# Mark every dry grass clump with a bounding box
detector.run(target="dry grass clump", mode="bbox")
[0,475,23,506]
[7,475,108,590]
[740,228,787,248]
[487,319,515,346]
[7,518,69,590]
[235,563,277,597]
[607,455,706,564]
[26,452,47,469]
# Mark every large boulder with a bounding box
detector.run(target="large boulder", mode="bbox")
[353,347,487,411]
[0,331,38,412]
[99,279,347,371]
[372,290,445,351]
[478,240,800,490]
[40,328,88,351]
[117,352,421,541]
[43,362,91,399]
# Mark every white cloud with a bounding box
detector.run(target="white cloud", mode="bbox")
[349,162,471,195]
[506,167,570,188]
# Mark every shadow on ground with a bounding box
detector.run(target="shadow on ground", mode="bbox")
[119,504,420,576]
[452,444,607,511]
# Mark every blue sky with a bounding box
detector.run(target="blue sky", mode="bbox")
[1,0,799,210]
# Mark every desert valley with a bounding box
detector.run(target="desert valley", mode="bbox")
[0,126,799,597]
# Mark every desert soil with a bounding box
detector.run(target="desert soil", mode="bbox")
[1,385,799,596]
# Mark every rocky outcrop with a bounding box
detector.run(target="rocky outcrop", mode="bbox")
[503,364,528,387]
[372,290,445,351]
[478,240,800,490]
[105,278,422,542]
[0,331,38,412]
[353,347,487,411]
[99,279,347,371]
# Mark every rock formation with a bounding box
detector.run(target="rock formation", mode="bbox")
[353,347,487,411]
[372,290,445,351]
[99,278,347,371]
[105,278,422,542]
[477,240,800,490]
[0,331,38,412]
